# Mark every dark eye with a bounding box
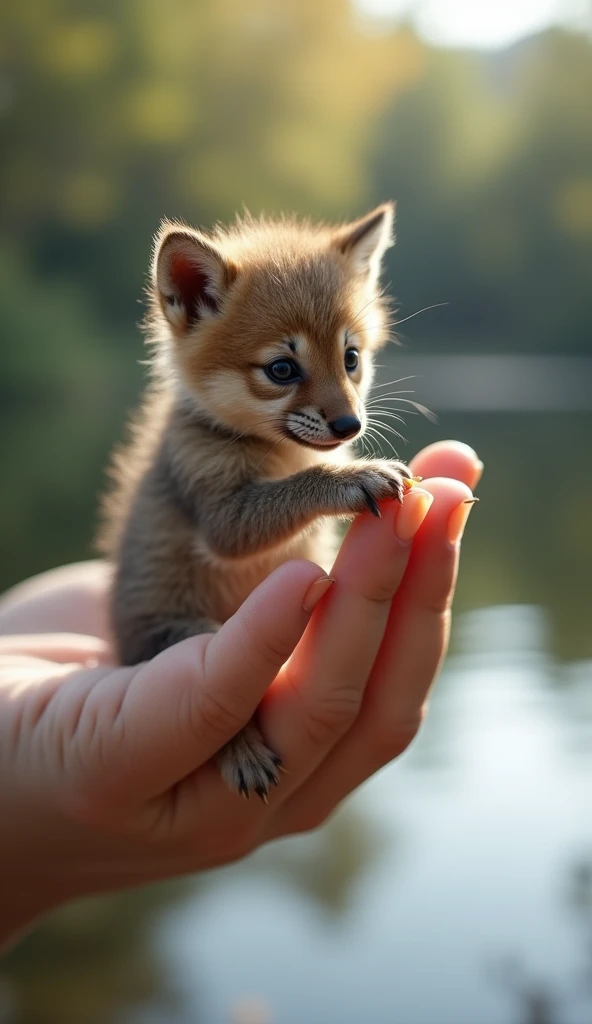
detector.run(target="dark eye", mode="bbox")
[344,348,359,372]
[265,359,301,384]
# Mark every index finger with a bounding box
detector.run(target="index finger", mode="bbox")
[253,488,433,788]
[268,477,473,836]
[411,439,483,489]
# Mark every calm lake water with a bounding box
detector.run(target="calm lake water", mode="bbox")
[155,603,592,1024]
[2,400,591,1024]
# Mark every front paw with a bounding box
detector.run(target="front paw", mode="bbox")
[334,460,413,518]
[216,721,281,801]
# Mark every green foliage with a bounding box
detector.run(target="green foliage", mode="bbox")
[0,0,421,320]
[0,248,136,586]
[372,30,592,352]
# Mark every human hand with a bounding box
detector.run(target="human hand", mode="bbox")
[0,440,481,949]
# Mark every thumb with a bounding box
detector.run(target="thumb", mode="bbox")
[102,560,329,803]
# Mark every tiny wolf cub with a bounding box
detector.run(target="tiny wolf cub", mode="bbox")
[100,203,411,799]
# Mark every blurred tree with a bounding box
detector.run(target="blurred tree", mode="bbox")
[0,881,194,1024]
[369,29,592,353]
[0,0,423,322]
[0,248,133,587]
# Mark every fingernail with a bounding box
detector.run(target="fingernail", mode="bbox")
[395,488,434,543]
[302,576,334,613]
[447,498,478,546]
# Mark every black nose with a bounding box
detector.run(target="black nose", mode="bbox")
[328,415,362,440]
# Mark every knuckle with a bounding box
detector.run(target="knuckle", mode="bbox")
[239,613,293,671]
[221,830,258,865]
[289,802,336,835]
[360,581,398,607]
[374,715,425,763]
[304,689,362,747]
[194,686,246,739]
[251,631,292,671]
[193,827,256,869]
[295,809,329,834]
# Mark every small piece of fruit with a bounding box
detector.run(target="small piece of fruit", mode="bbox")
[402,475,423,491]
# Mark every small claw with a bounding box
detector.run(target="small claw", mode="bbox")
[238,771,249,799]
[271,753,288,775]
[255,789,269,805]
[263,765,279,785]
[360,486,381,518]
[389,480,405,504]
[464,497,480,505]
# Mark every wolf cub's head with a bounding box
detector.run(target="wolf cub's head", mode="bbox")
[150,205,394,450]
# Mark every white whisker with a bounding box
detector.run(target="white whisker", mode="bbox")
[253,437,285,472]
[366,421,401,457]
[363,425,388,457]
[366,407,408,426]
[368,416,407,447]
[388,302,448,329]
[368,376,416,392]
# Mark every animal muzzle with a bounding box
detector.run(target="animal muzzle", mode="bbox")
[327,415,362,440]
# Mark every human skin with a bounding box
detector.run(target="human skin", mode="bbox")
[0,440,481,951]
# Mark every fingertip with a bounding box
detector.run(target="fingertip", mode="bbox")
[407,477,476,545]
[417,475,474,506]
[245,558,329,612]
[447,499,477,547]
[394,487,434,543]
[410,440,483,490]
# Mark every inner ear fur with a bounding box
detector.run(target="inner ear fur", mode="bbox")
[332,202,395,283]
[153,223,237,335]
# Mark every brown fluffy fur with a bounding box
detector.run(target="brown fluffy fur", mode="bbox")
[99,204,411,798]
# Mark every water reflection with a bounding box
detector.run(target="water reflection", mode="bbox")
[0,882,193,1024]
[491,858,592,1024]
[399,410,592,664]
[132,605,589,1024]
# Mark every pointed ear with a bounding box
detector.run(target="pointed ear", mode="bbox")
[332,202,395,284]
[152,223,237,336]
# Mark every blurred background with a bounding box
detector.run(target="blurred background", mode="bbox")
[1,1,591,1021]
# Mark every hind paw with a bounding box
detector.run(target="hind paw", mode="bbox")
[216,722,282,801]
